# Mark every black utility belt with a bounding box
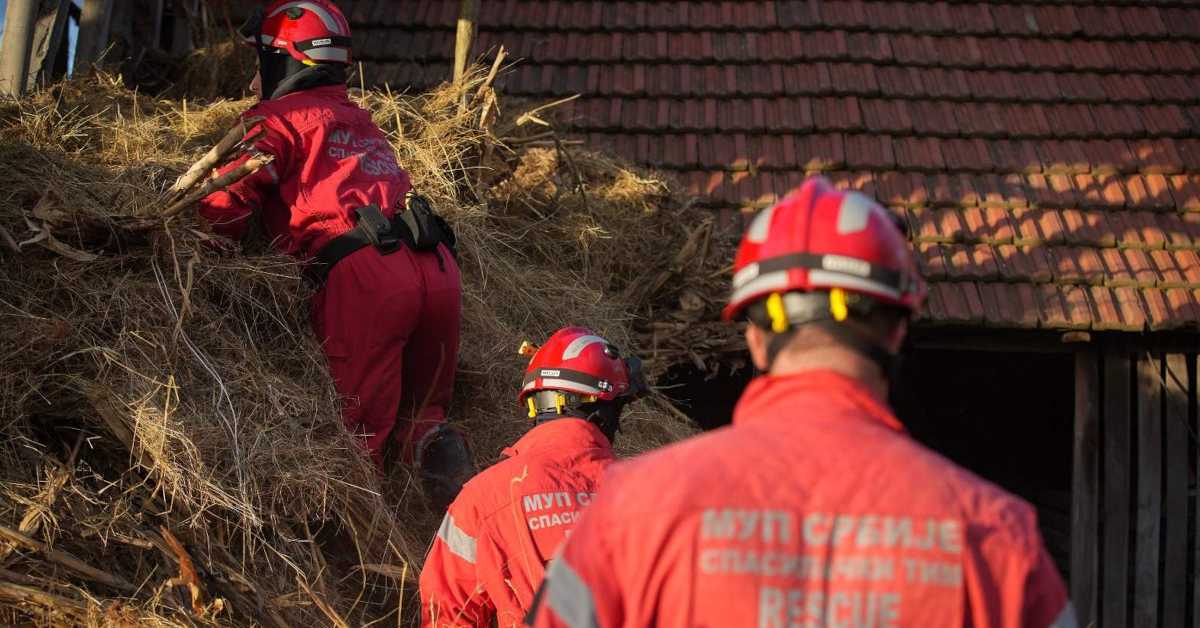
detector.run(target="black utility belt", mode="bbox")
[305,195,456,286]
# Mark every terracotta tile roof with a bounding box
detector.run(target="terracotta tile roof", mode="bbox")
[343,0,1200,332]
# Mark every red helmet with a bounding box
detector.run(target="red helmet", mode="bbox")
[239,1,352,65]
[723,176,925,324]
[519,327,646,413]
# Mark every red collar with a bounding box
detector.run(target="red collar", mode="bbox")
[502,418,612,459]
[732,370,905,433]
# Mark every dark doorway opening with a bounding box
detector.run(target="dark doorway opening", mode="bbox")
[661,347,1076,578]
[892,348,1075,577]
[657,362,753,431]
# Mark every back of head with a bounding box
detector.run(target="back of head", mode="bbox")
[518,327,649,442]
[240,1,353,100]
[723,177,926,379]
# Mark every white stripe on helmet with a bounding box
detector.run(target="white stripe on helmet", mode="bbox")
[728,270,791,310]
[305,47,350,62]
[836,191,875,234]
[807,269,901,300]
[268,1,348,36]
[537,378,603,396]
[746,205,775,243]
[730,268,900,312]
[732,261,761,290]
[561,335,606,360]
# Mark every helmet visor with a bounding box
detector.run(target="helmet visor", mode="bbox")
[238,7,265,46]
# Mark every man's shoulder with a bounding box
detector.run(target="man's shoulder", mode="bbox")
[598,428,738,507]
[455,449,598,518]
[901,443,1043,551]
[457,454,524,500]
[247,89,358,133]
[604,421,1042,540]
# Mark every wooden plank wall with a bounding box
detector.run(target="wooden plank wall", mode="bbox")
[1072,349,1101,624]
[1072,349,1198,628]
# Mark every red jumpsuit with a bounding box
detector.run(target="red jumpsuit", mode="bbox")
[420,418,614,627]
[198,84,461,465]
[530,371,1076,628]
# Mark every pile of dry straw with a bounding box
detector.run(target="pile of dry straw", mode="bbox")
[0,57,733,626]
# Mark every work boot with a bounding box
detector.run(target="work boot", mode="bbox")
[416,424,475,513]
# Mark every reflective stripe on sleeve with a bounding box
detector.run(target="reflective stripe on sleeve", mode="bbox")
[1049,602,1078,628]
[544,557,599,628]
[436,513,477,564]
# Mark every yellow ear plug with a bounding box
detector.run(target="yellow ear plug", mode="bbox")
[527,397,537,418]
[555,394,565,414]
[766,292,789,334]
[830,288,849,322]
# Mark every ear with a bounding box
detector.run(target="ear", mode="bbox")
[884,318,909,354]
[745,324,770,372]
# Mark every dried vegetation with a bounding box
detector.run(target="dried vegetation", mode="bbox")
[0,58,730,626]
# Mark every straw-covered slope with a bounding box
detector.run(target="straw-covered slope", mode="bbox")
[0,64,723,626]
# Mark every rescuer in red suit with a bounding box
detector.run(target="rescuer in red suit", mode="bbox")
[529,177,1076,628]
[419,327,648,627]
[196,0,471,510]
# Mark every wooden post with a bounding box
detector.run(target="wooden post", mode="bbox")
[28,0,73,88]
[1193,351,1200,628]
[0,0,40,97]
[1071,348,1101,627]
[74,0,116,73]
[166,0,197,56]
[1103,352,1133,628]
[453,0,478,83]
[1133,355,1162,628]
[148,0,166,52]
[1162,354,1188,627]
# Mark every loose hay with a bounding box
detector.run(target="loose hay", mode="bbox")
[0,65,727,626]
